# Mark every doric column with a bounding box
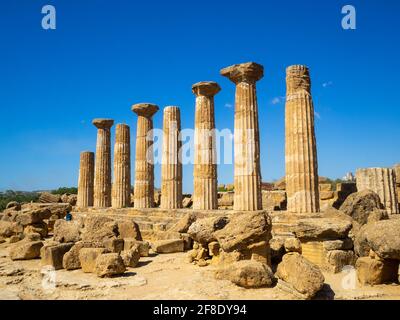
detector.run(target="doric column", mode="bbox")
[192,81,220,210]
[220,62,263,211]
[356,167,399,214]
[161,106,182,209]
[77,151,94,208]
[112,124,131,208]
[93,119,114,208]
[285,65,320,213]
[132,103,159,209]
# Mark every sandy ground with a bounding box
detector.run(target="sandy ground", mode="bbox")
[1,241,399,300]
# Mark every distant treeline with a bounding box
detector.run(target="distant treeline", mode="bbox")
[0,187,77,211]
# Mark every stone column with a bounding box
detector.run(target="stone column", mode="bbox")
[112,124,131,208]
[132,103,159,209]
[220,62,263,211]
[285,65,320,213]
[93,119,114,208]
[192,81,220,210]
[161,106,182,209]
[356,168,399,214]
[77,151,94,207]
[394,164,400,207]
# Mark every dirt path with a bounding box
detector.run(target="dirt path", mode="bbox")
[1,241,399,300]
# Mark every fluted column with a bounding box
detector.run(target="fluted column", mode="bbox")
[191,82,220,210]
[93,119,114,208]
[77,151,94,207]
[112,124,131,208]
[161,106,182,209]
[356,168,399,214]
[132,103,159,209]
[221,62,263,211]
[285,65,320,213]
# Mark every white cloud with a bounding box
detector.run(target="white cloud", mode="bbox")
[322,81,333,88]
[271,96,285,105]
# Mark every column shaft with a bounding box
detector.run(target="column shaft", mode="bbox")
[112,124,131,208]
[161,107,182,209]
[77,151,94,207]
[285,65,320,213]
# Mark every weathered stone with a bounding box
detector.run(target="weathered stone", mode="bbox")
[276,253,325,299]
[77,151,94,207]
[120,247,140,268]
[367,209,389,224]
[132,103,159,209]
[208,241,220,257]
[218,192,234,208]
[214,211,272,253]
[284,238,302,253]
[354,218,400,260]
[24,222,48,238]
[269,237,286,264]
[320,191,335,201]
[63,242,84,270]
[39,192,61,203]
[192,82,220,210]
[95,253,126,277]
[168,213,197,234]
[152,239,184,253]
[0,221,23,238]
[261,190,287,211]
[339,190,385,225]
[182,196,193,208]
[53,220,81,243]
[356,167,399,214]
[15,208,51,226]
[325,250,356,273]
[9,240,43,260]
[112,124,131,208]
[161,107,183,209]
[356,256,399,285]
[79,248,108,273]
[123,238,150,257]
[187,216,229,246]
[215,260,275,288]
[285,65,320,213]
[116,220,142,240]
[323,239,353,251]
[41,242,74,270]
[6,201,21,210]
[103,238,124,253]
[81,216,118,243]
[221,62,263,211]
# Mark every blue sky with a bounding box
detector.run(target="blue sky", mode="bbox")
[0,0,399,192]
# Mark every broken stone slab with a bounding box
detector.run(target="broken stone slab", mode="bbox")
[214,211,272,252]
[24,222,48,239]
[355,256,399,285]
[95,253,126,278]
[53,219,81,243]
[168,213,197,233]
[0,221,23,238]
[152,239,184,253]
[116,219,142,240]
[323,238,353,251]
[325,250,356,273]
[81,216,119,242]
[339,190,384,225]
[276,252,325,299]
[39,192,61,203]
[120,247,140,268]
[215,260,275,288]
[6,201,21,210]
[15,208,51,226]
[284,238,302,253]
[354,218,400,260]
[9,240,44,260]
[79,248,108,273]
[124,238,150,257]
[188,216,229,246]
[40,242,74,270]
[103,238,124,253]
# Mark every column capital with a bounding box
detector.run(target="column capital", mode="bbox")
[286,65,311,93]
[92,118,114,129]
[192,81,221,97]
[220,62,264,84]
[131,103,159,118]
